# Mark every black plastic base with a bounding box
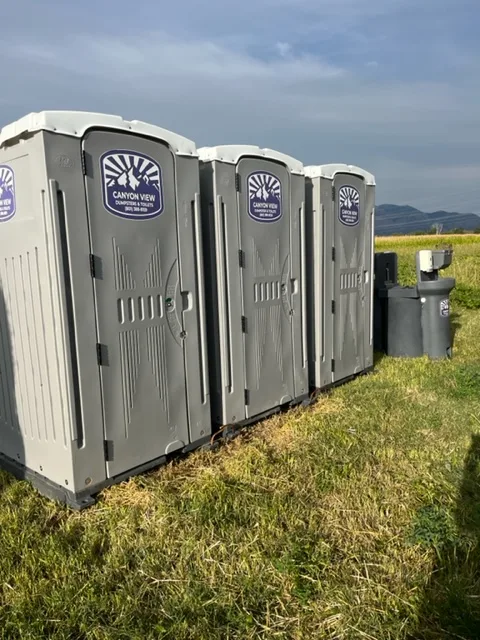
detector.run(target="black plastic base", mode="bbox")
[210,392,312,445]
[310,366,374,398]
[0,374,372,511]
[0,452,97,510]
[0,434,213,511]
[333,365,374,388]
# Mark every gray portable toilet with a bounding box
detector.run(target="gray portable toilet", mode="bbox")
[305,164,375,389]
[0,111,211,507]
[199,146,309,428]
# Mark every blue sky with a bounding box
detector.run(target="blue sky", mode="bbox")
[3,0,480,211]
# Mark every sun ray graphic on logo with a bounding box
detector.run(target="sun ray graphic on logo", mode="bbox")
[247,171,283,222]
[0,166,14,193]
[0,164,16,222]
[100,150,164,220]
[338,185,360,226]
[103,152,160,192]
[339,186,360,210]
[248,172,281,202]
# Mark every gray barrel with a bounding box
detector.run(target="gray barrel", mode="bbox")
[380,286,423,357]
[374,296,385,352]
[374,252,398,290]
[418,278,456,359]
[374,252,398,352]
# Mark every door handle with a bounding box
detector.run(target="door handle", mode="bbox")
[217,195,233,393]
[299,203,308,366]
[192,193,209,404]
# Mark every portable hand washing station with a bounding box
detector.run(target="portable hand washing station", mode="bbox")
[375,247,456,359]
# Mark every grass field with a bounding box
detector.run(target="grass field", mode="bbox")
[0,236,479,639]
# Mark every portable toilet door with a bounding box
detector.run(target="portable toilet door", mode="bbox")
[199,146,308,426]
[305,164,375,387]
[82,125,209,476]
[0,111,210,505]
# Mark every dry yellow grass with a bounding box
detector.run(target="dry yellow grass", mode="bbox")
[376,234,480,242]
[0,237,478,639]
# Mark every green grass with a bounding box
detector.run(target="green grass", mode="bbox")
[0,237,479,639]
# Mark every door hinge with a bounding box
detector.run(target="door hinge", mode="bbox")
[332,185,336,201]
[244,389,250,406]
[238,249,246,268]
[332,247,336,262]
[331,300,335,314]
[241,316,247,333]
[331,359,335,373]
[235,174,241,192]
[81,149,87,176]
[89,253,96,278]
[104,440,114,462]
[96,343,105,366]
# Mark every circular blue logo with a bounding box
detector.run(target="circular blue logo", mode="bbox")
[338,185,360,226]
[247,171,282,223]
[0,165,16,222]
[101,150,164,220]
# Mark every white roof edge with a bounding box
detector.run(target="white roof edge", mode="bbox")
[0,111,197,156]
[305,163,375,185]
[198,145,304,175]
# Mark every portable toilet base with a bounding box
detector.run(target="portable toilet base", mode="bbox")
[199,146,309,430]
[0,111,211,507]
[0,436,211,509]
[305,164,375,391]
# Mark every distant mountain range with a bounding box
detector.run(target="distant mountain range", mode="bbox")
[376,204,480,236]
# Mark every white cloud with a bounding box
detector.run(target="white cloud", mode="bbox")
[8,32,470,133]
[2,0,480,210]
[275,42,292,58]
[9,33,343,83]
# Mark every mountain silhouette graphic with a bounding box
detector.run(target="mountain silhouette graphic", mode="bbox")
[116,167,143,191]
[255,185,275,201]
[0,185,13,199]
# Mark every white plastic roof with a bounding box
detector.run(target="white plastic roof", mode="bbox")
[0,111,197,156]
[305,164,375,185]
[198,145,304,175]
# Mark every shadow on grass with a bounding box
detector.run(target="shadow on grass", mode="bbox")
[373,350,386,366]
[412,434,480,639]
[0,287,25,498]
[450,311,461,346]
